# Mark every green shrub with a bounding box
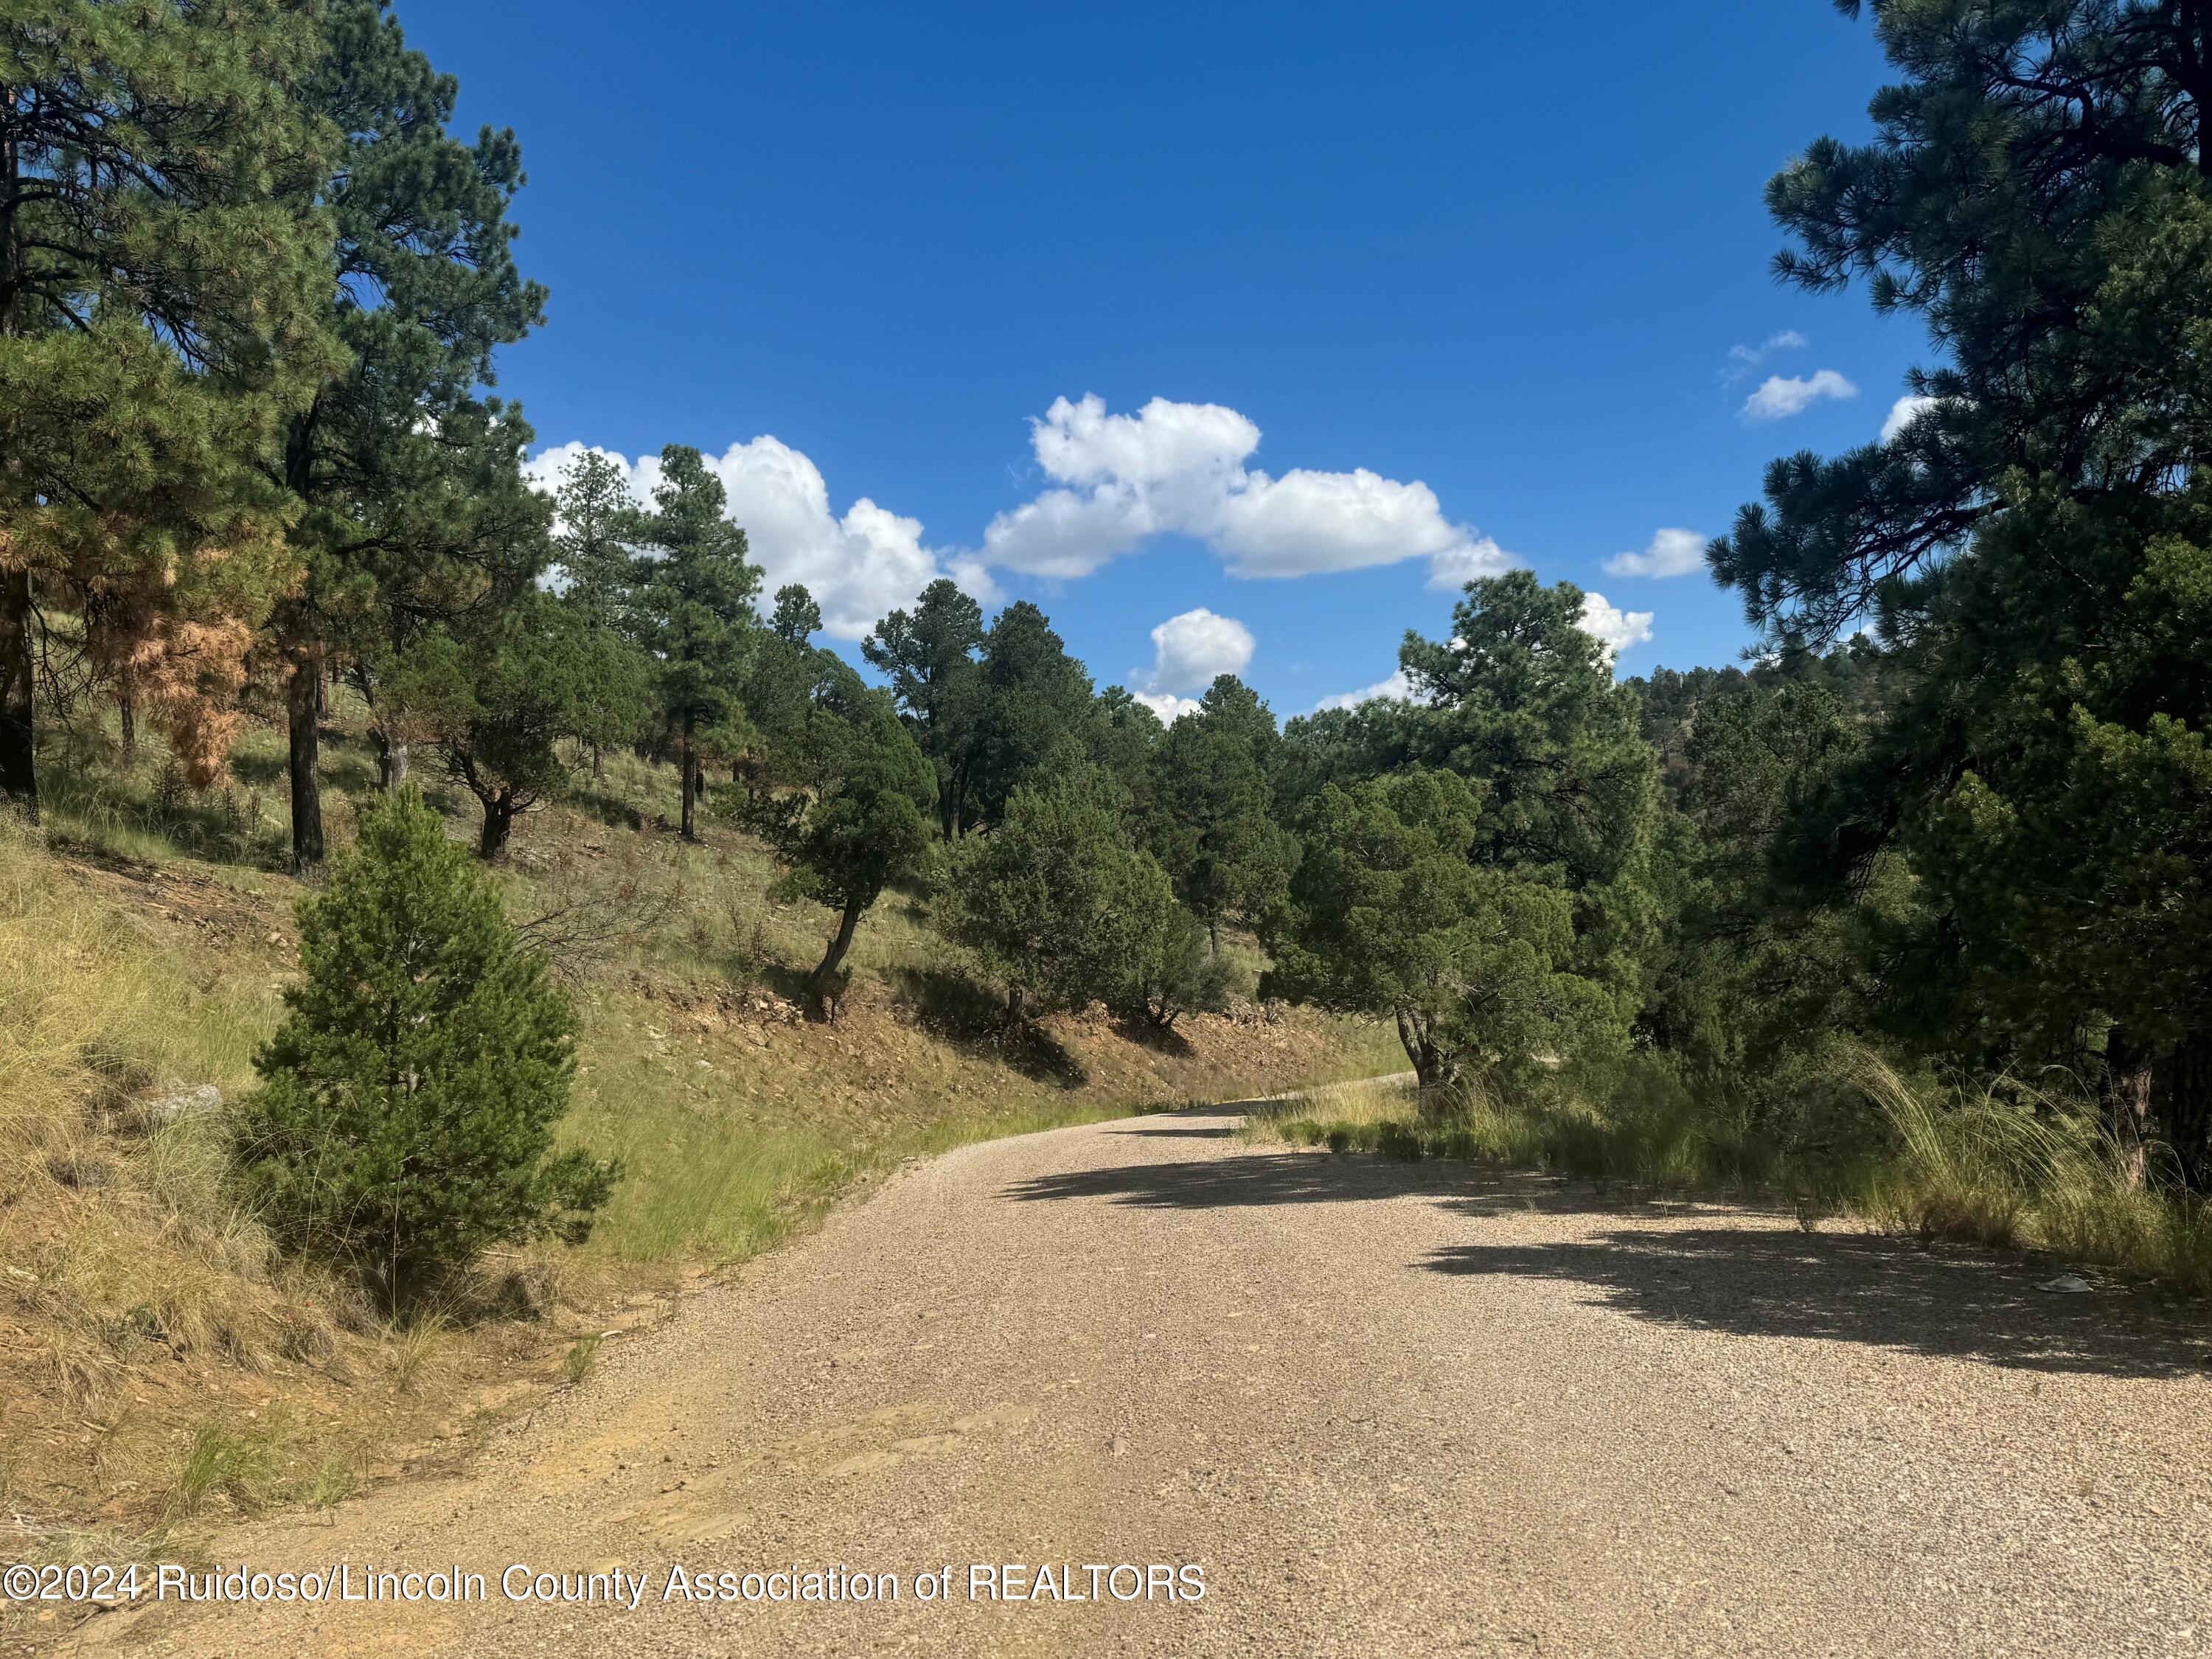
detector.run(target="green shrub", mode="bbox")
[234,788,616,1311]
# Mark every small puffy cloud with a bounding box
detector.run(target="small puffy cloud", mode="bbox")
[1604,527,1707,580]
[1425,535,1518,591]
[1130,690,1203,723]
[1881,394,1940,444]
[1134,608,1255,695]
[526,437,986,639]
[983,394,1514,583]
[1723,330,1809,383]
[1742,369,1857,422]
[1578,592,1653,658]
[1313,667,1414,713]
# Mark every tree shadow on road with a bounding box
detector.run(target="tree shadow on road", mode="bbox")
[1424,1225,2212,1377]
[1004,1124,2211,1379]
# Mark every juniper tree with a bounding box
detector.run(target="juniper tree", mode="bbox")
[235,788,615,1311]
[1264,768,1601,1094]
[394,593,643,857]
[738,660,937,1015]
[944,745,1175,1022]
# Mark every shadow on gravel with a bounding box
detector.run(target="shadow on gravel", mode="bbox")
[1003,1127,1571,1212]
[1005,1119,2209,1379]
[1425,1228,2211,1377]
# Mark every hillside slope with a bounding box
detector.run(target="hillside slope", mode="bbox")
[1,715,1396,1568]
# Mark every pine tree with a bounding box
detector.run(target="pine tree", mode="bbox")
[1708,0,2212,1180]
[551,449,649,776]
[862,578,986,838]
[554,449,641,629]
[0,1,339,816]
[235,788,615,1311]
[1147,675,1295,944]
[630,445,760,840]
[275,0,549,864]
[967,602,1096,830]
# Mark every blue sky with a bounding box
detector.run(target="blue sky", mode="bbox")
[406,1,1922,717]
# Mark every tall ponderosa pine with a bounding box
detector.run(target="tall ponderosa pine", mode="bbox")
[234,787,615,1311]
[553,449,639,627]
[551,450,649,776]
[0,1,339,815]
[1709,0,2212,1181]
[630,445,760,840]
[862,577,986,838]
[276,0,547,865]
[1147,675,1294,945]
[967,600,1096,830]
[737,583,826,768]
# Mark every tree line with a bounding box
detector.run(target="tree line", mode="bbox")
[9,1,2212,1309]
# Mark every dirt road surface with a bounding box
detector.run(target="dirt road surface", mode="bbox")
[81,1104,2212,1658]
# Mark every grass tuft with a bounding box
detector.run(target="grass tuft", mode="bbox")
[1255,1047,2212,1293]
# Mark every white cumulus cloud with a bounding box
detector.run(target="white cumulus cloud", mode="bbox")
[1130,691,1203,723]
[1133,608,1255,695]
[1312,668,1415,713]
[983,394,1515,585]
[1578,593,1653,658]
[1604,527,1707,580]
[526,438,990,640]
[1881,394,1941,444]
[1742,369,1858,422]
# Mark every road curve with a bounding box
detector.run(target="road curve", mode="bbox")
[91,1103,2212,1658]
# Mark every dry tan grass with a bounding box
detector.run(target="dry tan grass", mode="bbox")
[4,733,1397,1557]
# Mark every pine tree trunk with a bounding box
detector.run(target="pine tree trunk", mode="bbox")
[679,707,698,841]
[2104,1025,2154,1189]
[286,645,324,872]
[591,742,604,779]
[0,563,35,820]
[477,789,516,859]
[2161,1029,2212,1192]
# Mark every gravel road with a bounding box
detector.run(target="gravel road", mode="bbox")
[88,1103,2212,1658]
